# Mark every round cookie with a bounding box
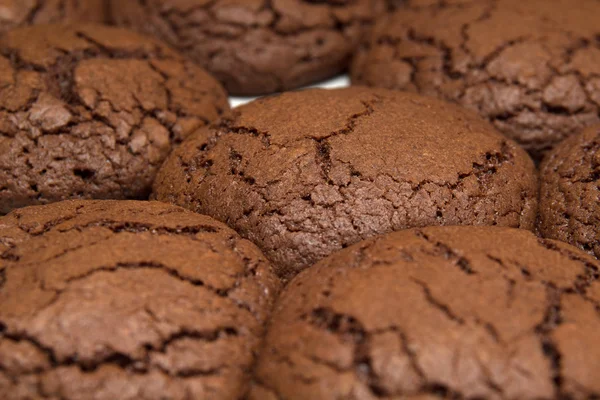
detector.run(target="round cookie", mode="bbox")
[251,226,600,399]
[0,23,229,215]
[0,0,106,34]
[539,124,600,259]
[0,200,280,400]
[351,0,600,160]
[153,87,538,278]
[109,0,386,96]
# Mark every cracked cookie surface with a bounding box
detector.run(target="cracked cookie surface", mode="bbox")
[0,0,106,33]
[251,226,600,400]
[0,199,280,400]
[153,87,538,279]
[351,0,600,160]
[109,0,386,96]
[539,124,600,260]
[0,23,229,214]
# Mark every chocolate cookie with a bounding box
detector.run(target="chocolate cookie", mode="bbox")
[0,200,280,400]
[0,0,106,33]
[109,0,386,96]
[0,24,229,214]
[251,226,600,399]
[539,124,600,259]
[351,0,600,160]
[153,87,538,278]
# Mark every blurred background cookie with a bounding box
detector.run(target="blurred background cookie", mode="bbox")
[110,0,387,96]
[252,226,600,399]
[153,87,538,278]
[352,0,600,160]
[0,0,107,33]
[0,24,229,214]
[0,200,280,400]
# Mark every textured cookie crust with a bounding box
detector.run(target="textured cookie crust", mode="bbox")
[0,23,229,214]
[539,124,600,259]
[110,0,386,96]
[0,0,106,33]
[0,200,280,400]
[153,87,538,279]
[252,226,600,400]
[351,0,600,160]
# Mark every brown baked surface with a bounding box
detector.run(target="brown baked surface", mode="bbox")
[110,0,386,96]
[252,226,600,399]
[0,23,229,214]
[0,0,106,33]
[539,123,600,259]
[352,0,600,160]
[153,87,538,279]
[0,200,280,399]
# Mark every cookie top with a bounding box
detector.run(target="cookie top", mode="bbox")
[0,200,280,400]
[153,87,538,279]
[539,124,600,259]
[351,0,600,160]
[0,0,106,33]
[0,23,229,214]
[110,0,386,95]
[252,226,600,400]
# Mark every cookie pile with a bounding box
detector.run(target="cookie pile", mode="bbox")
[1,1,600,399]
